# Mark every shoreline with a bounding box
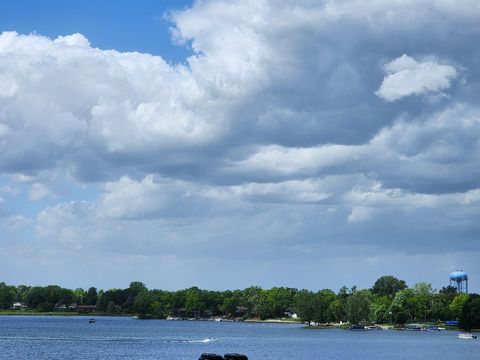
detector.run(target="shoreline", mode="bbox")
[0,312,472,332]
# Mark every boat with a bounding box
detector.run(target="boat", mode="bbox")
[198,354,224,360]
[350,324,365,330]
[405,325,421,331]
[88,319,96,323]
[458,333,477,339]
[224,354,248,360]
[426,326,441,331]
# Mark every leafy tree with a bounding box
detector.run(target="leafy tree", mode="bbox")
[439,286,457,296]
[328,299,345,322]
[15,285,30,303]
[337,286,350,301]
[254,291,274,320]
[0,282,16,309]
[430,293,452,321]
[389,288,416,324]
[372,276,407,297]
[123,282,147,312]
[313,289,336,323]
[267,287,297,318]
[449,293,469,320]
[220,295,238,317]
[133,290,153,318]
[96,289,126,312]
[345,289,371,324]
[413,282,434,321]
[84,287,98,305]
[243,286,264,317]
[185,287,205,318]
[294,290,316,323]
[370,296,392,323]
[459,294,480,331]
[73,288,85,304]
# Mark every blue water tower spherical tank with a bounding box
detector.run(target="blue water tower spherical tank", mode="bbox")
[449,271,468,282]
[449,270,468,293]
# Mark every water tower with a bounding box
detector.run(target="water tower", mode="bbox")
[449,270,468,293]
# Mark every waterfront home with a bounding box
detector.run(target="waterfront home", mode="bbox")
[75,305,97,313]
[12,302,27,310]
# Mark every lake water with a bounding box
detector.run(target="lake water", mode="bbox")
[0,316,478,359]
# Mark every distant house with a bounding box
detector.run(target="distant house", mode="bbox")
[75,305,97,313]
[12,302,27,310]
[236,306,247,316]
[283,309,298,319]
[55,303,67,310]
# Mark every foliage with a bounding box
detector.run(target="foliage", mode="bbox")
[345,289,371,324]
[459,294,480,331]
[0,282,16,310]
[372,276,407,297]
[0,276,478,330]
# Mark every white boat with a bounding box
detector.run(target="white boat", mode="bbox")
[458,333,477,339]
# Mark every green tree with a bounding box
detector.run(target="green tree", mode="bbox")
[84,287,98,305]
[254,291,274,320]
[459,294,480,331]
[328,299,345,322]
[313,289,336,324]
[370,295,392,323]
[73,288,85,304]
[267,287,297,318]
[413,282,434,321]
[449,293,469,320]
[345,289,371,324]
[389,288,416,324]
[133,290,153,318]
[220,296,237,317]
[0,282,16,309]
[243,286,264,317]
[96,289,126,312]
[15,285,30,303]
[294,290,316,324]
[185,287,205,318]
[372,276,407,297]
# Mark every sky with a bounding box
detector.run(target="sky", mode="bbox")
[0,0,479,293]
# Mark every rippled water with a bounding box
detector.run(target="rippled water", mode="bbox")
[0,316,478,359]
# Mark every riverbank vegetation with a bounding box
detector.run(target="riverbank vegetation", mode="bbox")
[1,276,479,330]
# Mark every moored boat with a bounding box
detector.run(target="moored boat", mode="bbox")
[458,333,477,339]
[350,324,365,330]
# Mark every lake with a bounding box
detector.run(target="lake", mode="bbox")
[0,316,478,359]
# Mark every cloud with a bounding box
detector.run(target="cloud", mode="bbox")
[3,214,32,229]
[375,54,458,101]
[2,0,480,290]
[230,144,366,177]
[97,175,211,220]
[347,206,376,223]
[29,183,56,201]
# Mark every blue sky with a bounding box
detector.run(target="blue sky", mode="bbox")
[0,0,192,61]
[0,0,479,293]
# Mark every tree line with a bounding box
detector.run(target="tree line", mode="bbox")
[1,276,479,330]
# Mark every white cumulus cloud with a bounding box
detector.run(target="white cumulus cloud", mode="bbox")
[375,54,458,101]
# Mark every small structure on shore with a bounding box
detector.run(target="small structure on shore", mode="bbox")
[76,305,97,313]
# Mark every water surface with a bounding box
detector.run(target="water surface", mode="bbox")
[0,316,478,359]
